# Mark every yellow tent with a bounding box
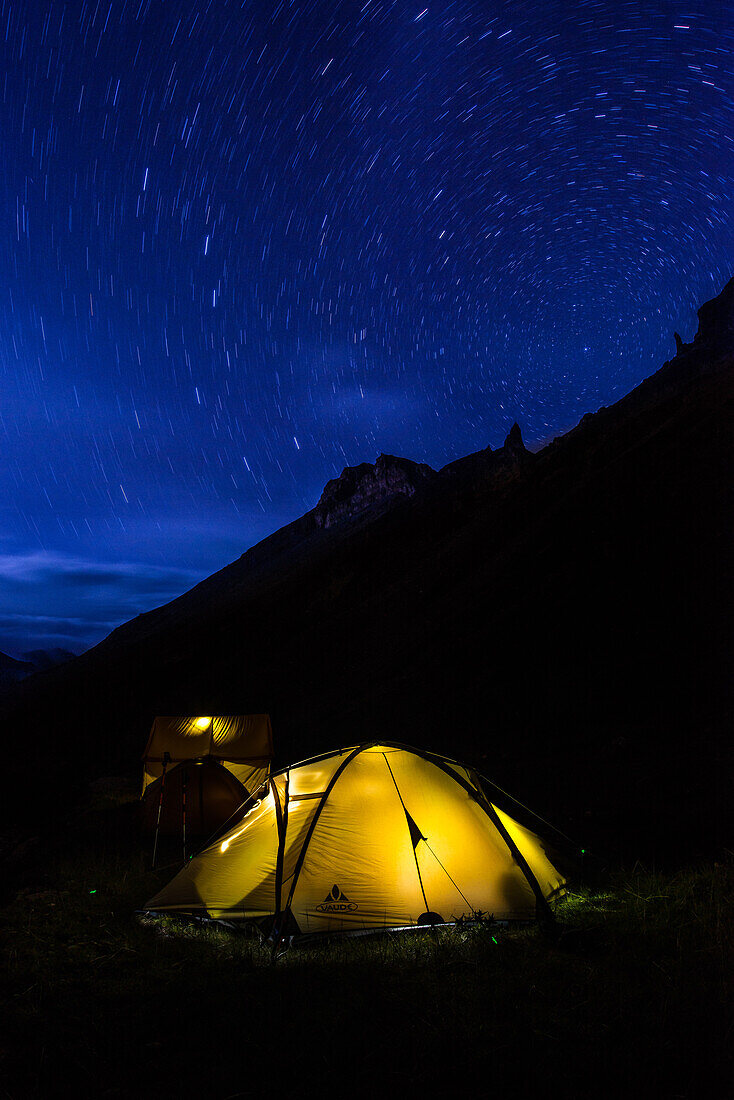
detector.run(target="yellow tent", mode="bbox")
[141,715,273,837]
[145,742,566,934]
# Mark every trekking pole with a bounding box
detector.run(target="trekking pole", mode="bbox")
[182,769,188,863]
[151,751,170,869]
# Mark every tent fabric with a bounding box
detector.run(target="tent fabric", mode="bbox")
[140,758,271,837]
[140,715,273,837]
[145,743,566,933]
[142,715,273,792]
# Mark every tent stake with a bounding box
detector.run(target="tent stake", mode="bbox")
[151,752,170,869]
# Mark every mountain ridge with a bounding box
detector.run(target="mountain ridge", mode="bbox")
[2,276,732,860]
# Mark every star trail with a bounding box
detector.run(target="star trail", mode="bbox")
[1,0,733,655]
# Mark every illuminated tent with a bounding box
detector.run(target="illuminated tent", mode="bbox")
[141,715,273,837]
[145,742,566,935]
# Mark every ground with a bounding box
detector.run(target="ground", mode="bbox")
[1,799,732,1098]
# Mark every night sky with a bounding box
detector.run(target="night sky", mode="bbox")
[1,1,733,657]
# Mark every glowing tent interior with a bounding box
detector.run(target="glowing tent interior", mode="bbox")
[141,715,273,837]
[145,742,566,935]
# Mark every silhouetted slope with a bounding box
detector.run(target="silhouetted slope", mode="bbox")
[0,651,35,688]
[3,279,732,860]
[21,649,76,672]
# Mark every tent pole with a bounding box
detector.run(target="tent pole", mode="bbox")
[382,753,430,916]
[269,774,288,965]
[151,752,170,869]
[398,748,557,929]
[272,776,289,927]
[272,744,370,959]
[472,782,556,929]
[182,769,188,863]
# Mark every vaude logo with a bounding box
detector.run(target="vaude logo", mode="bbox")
[315,884,358,913]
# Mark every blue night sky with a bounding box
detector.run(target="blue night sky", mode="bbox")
[1,1,733,657]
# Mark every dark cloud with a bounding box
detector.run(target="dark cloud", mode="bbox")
[0,552,203,656]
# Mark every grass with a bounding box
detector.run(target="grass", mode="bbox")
[1,801,732,1098]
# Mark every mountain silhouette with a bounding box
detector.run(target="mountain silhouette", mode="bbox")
[0,651,35,689]
[2,277,732,861]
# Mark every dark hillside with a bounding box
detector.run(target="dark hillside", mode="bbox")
[0,651,35,688]
[3,279,733,861]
